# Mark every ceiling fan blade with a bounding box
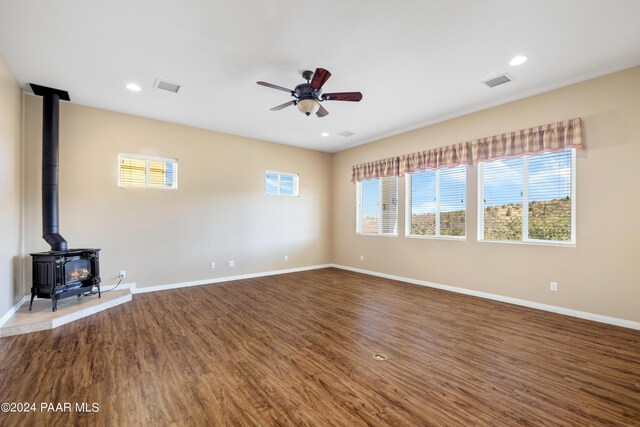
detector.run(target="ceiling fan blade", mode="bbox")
[322,92,363,102]
[316,104,329,117]
[310,68,331,90]
[257,81,294,94]
[270,100,296,111]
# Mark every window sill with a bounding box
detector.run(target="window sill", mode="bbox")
[478,239,575,248]
[405,235,466,241]
[356,233,398,238]
[118,185,178,190]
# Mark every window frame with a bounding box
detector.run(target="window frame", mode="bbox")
[264,171,299,197]
[118,153,178,189]
[405,166,467,241]
[477,148,576,246]
[356,176,398,237]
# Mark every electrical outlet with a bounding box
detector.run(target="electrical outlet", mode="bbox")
[119,270,126,279]
[228,260,235,268]
[210,262,216,269]
[550,281,558,292]
[360,255,364,261]
[284,255,288,261]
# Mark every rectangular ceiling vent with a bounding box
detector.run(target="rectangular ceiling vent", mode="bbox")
[482,74,513,88]
[338,131,355,138]
[154,78,181,93]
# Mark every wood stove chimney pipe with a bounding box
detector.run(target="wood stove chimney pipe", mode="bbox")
[30,83,70,252]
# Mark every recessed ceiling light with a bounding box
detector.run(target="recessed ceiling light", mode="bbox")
[126,83,141,92]
[321,132,330,137]
[509,55,528,66]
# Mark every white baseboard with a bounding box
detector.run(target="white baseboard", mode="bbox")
[133,264,333,294]
[331,264,640,331]
[0,295,28,328]
[102,281,136,292]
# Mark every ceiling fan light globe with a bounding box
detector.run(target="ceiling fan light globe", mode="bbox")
[296,99,320,116]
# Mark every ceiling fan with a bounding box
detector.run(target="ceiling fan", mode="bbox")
[257,67,363,117]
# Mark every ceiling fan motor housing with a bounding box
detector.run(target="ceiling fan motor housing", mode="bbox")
[294,83,319,101]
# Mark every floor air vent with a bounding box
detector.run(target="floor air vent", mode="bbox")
[154,79,181,93]
[483,74,513,88]
[372,353,388,361]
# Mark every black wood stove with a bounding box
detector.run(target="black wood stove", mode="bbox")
[29,84,101,312]
[30,249,101,312]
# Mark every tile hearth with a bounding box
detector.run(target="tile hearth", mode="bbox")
[1,289,132,337]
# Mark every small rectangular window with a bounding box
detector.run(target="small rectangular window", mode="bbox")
[265,171,299,196]
[119,154,177,189]
[356,176,398,235]
[406,165,466,238]
[478,148,575,244]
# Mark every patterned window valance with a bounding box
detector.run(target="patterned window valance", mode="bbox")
[399,142,471,176]
[351,156,399,183]
[469,118,583,164]
[350,118,583,182]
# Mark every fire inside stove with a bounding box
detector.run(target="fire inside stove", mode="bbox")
[66,262,91,282]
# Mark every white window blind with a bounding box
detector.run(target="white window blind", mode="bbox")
[479,148,575,244]
[381,177,398,234]
[118,154,177,189]
[407,165,466,238]
[265,171,299,196]
[356,176,398,235]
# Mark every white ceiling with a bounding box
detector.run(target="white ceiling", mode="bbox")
[1,1,639,153]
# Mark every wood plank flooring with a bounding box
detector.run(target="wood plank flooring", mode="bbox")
[0,268,639,426]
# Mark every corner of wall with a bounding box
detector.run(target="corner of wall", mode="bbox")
[328,151,337,264]
[19,90,27,301]
[0,55,27,323]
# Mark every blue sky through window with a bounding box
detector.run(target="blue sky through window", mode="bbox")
[165,162,174,187]
[483,157,524,207]
[528,150,571,201]
[361,179,380,218]
[265,173,279,195]
[483,149,571,206]
[440,166,466,212]
[411,165,466,215]
[280,175,295,196]
[411,170,436,215]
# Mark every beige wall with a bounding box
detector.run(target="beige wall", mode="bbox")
[0,56,23,318]
[23,98,332,290]
[332,66,640,322]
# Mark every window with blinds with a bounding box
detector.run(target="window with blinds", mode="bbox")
[265,171,299,196]
[356,176,398,235]
[478,148,575,244]
[118,154,177,189]
[406,165,466,238]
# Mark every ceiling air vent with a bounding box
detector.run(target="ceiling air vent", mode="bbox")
[154,78,181,93]
[482,74,513,88]
[338,131,355,138]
